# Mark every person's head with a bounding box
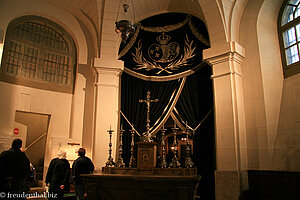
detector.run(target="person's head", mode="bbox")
[78,148,86,157]
[57,150,67,159]
[11,138,22,149]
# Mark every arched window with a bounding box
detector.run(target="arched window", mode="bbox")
[278,0,300,78]
[0,16,76,93]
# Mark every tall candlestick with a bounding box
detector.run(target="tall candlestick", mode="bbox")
[184,124,195,168]
[159,125,167,168]
[169,123,180,168]
[116,124,125,167]
[105,126,115,167]
[129,127,135,168]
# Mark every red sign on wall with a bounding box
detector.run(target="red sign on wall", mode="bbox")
[13,128,20,135]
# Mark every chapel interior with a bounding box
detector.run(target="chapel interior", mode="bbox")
[0,0,299,200]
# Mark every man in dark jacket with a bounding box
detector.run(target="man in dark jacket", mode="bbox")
[72,148,94,200]
[0,138,30,196]
[46,150,70,200]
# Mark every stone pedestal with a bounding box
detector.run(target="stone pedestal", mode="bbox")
[137,142,157,168]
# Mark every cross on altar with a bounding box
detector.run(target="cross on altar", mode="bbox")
[139,91,159,142]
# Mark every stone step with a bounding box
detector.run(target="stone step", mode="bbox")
[35,166,44,173]
[35,172,43,180]
[28,187,44,194]
[30,180,43,188]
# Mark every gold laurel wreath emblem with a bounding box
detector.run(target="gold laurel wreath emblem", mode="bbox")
[132,34,196,74]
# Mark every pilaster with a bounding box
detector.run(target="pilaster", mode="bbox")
[92,58,123,170]
[204,41,248,200]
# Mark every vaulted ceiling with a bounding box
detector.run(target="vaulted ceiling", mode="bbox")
[45,0,248,57]
[63,0,206,32]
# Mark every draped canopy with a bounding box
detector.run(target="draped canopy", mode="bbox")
[119,12,215,199]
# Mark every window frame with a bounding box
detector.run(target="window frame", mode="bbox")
[278,0,300,78]
[0,15,77,93]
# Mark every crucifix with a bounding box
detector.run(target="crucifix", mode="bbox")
[139,91,159,142]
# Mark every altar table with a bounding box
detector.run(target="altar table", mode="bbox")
[81,172,200,200]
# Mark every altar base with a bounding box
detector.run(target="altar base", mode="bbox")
[81,173,200,200]
[102,167,197,176]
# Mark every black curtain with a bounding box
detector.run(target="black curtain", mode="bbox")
[121,72,182,165]
[120,65,215,199]
[175,64,215,199]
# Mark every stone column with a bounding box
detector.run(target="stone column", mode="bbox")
[203,41,248,200]
[92,58,123,170]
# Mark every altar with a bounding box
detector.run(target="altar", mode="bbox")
[81,173,200,200]
[81,89,202,199]
[87,82,211,199]
[81,137,200,200]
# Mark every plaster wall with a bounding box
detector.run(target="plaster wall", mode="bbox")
[239,0,300,172]
[273,73,300,171]
[0,81,71,161]
[0,70,89,170]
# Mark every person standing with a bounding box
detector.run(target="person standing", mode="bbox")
[72,148,94,200]
[45,150,70,200]
[0,138,30,197]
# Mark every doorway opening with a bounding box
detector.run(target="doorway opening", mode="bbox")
[14,111,50,188]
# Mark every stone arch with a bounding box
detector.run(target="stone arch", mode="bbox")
[231,0,251,42]
[197,0,228,47]
[0,0,89,65]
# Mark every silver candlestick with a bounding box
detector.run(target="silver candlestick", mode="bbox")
[159,125,167,168]
[185,124,195,168]
[115,125,125,167]
[129,127,135,168]
[169,123,180,168]
[105,126,115,167]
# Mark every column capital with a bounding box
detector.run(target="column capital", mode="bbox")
[93,57,124,77]
[204,41,245,65]
[93,57,124,87]
[204,41,245,79]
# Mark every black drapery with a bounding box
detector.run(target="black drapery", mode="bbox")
[173,64,215,199]
[120,72,183,164]
[120,64,215,198]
